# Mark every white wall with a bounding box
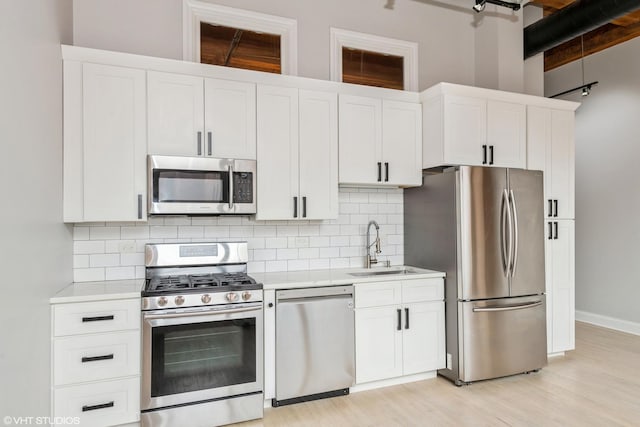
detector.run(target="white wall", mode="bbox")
[545,37,640,325]
[73,188,404,281]
[0,0,73,419]
[72,0,526,91]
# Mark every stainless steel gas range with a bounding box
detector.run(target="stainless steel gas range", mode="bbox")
[140,242,263,427]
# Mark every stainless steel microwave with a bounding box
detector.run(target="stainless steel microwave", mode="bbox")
[148,155,256,215]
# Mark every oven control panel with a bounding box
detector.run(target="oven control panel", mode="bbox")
[233,172,253,204]
[142,290,263,310]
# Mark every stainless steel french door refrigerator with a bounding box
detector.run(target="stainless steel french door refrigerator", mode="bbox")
[405,166,547,385]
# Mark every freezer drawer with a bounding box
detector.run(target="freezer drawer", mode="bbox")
[459,295,547,383]
[275,286,355,404]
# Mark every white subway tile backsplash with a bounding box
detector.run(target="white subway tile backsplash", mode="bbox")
[90,254,120,268]
[90,226,120,240]
[72,188,405,282]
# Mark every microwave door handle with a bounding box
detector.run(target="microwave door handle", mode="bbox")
[228,164,234,210]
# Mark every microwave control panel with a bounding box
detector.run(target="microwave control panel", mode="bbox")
[233,172,253,203]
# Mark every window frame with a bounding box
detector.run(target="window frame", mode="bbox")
[183,0,298,75]
[330,28,418,91]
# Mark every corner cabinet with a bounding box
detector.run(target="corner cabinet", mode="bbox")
[422,90,526,169]
[354,278,445,384]
[256,85,338,220]
[63,62,147,222]
[338,95,422,187]
[147,71,256,159]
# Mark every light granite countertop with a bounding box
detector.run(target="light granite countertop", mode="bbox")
[50,279,145,304]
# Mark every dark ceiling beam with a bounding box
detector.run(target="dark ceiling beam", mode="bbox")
[524,0,640,59]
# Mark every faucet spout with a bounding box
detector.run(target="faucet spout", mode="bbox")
[366,220,381,268]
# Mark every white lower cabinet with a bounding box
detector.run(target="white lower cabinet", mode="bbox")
[546,220,575,353]
[51,298,141,427]
[354,278,445,384]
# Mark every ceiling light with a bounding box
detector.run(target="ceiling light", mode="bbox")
[581,86,590,97]
[473,0,486,12]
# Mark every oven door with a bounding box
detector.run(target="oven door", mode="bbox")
[141,302,263,411]
[147,155,256,215]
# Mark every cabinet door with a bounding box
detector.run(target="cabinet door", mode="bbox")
[299,90,338,219]
[443,95,486,166]
[338,95,382,185]
[402,301,445,375]
[382,101,422,186]
[355,306,403,384]
[526,106,552,216]
[547,220,575,353]
[147,71,204,156]
[256,85,299,220]
[204,78,256,159]
[487,100,526,168]
[82,63,146,222]
[550,110,575,219]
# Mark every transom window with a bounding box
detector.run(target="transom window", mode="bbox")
[342,47,404,90]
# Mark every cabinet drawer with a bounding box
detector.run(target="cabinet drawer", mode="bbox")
[402,278,444,303]
[53,299,140,336]
[54,377,140,427]
[54,331,140,386]
[355,281,401,308]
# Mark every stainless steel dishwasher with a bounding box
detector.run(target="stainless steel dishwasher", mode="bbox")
[273,285,355,406]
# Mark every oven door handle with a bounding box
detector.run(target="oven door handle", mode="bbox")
[143,304,262,321]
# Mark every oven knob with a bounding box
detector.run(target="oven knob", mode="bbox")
[242,291,252,301]
[175,296,185,306]
[201,294,212,304]
[226,292,239,302]
[157,296,168,307]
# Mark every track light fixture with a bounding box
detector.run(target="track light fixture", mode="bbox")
[549,35,599,99]
[472,0,521,13]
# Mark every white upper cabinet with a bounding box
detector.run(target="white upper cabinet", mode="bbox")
[527,106,575,219]
[64,62,147,222]
[256,85,338,220]
[147,71,256,159]
[424,90,526,169]
[339,95,422,187]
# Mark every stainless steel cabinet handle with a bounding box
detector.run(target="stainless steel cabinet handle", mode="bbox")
[554,199,558,217]
[377,162,382,182]
[137,194,143,219]
[81,354,114,363]
[302,196,307,218]
[489,145,494,165]
[473,301,542,312]
[509,189,518,277]
[82,315,114,322]
[482,145,487,164]
[228,165,234,210]
[404,307,409,329]
[207,131,212,156]
[397,309,402,331]
[293,196,298,218]
[385,162,389,182]
[82,402,114,412]
[197,131,202,155]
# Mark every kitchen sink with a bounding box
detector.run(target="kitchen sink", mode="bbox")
[348,268,419,277]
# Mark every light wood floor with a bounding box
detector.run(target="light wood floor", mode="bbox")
[238,322,640,426]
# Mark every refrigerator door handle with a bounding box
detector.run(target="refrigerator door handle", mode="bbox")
[472,300,542,312]
[509,189,519,278]
[501,189,513,277]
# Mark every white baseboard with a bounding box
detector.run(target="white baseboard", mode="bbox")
[576,310,640,336]
[350,371,437,393]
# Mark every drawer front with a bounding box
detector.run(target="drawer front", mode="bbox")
[54,299,140,336]
[54,377,140,427]
[355,281,402,308]
[402,278,444,303]
[54,331,140,386]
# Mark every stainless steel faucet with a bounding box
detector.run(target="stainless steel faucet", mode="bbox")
[366,220,381,268]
